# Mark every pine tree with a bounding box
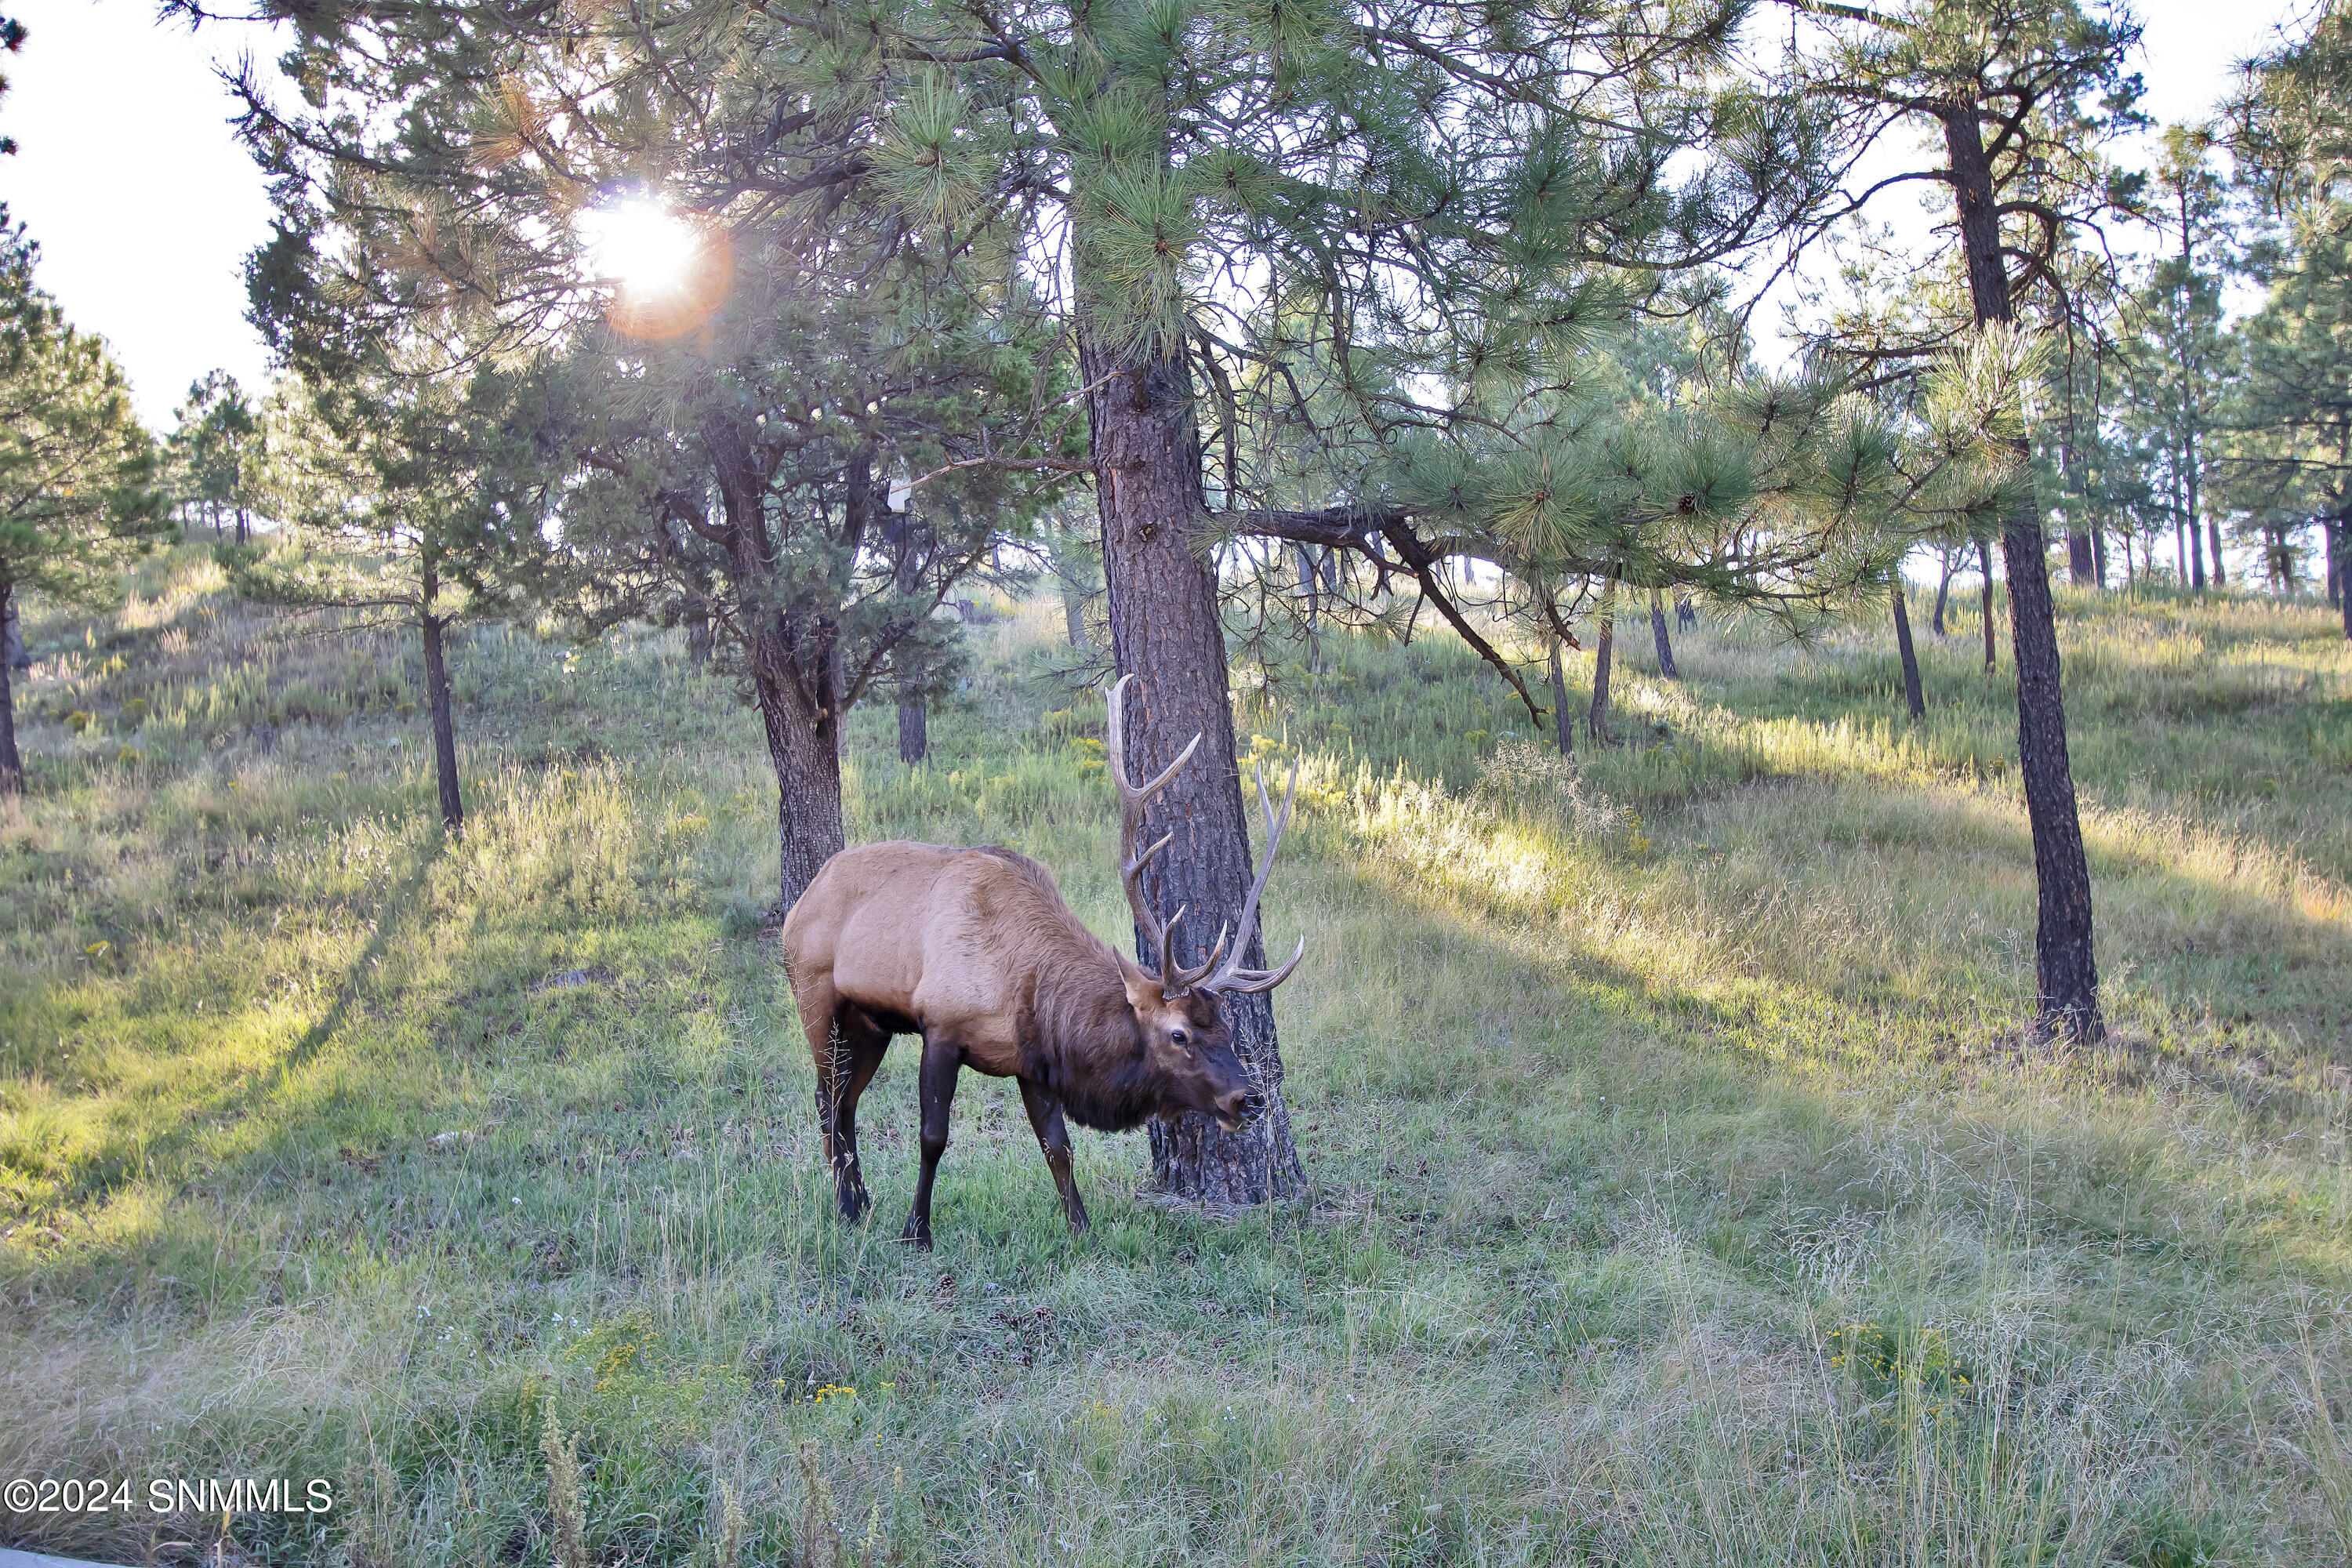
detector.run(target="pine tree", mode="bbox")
[0,209,172,795]
[165,370,262,544]
[2220,0,2352,635]
[236,362,548,832]
[2112,126,2234,592]
[1757,0,2144,1044]
[0,9,26,158]
[2216,220,2352,631]
[229,8,1067,909]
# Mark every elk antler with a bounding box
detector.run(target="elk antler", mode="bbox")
[1105,674,1220,994]
[1197,757,1305,996]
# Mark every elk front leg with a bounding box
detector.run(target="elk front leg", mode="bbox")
[902,1033,961,1249]
[1019,1079,1089,1233]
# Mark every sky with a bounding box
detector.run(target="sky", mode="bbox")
[0,0,2326,431]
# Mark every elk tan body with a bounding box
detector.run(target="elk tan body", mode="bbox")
[779,677,1303,1246]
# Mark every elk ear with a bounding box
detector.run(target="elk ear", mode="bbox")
[1120,960,1163,1014]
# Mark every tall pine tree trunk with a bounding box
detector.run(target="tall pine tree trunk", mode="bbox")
[419,570,463,832]
[1072,0,1303,1204]
[1648,586,1679,679]
[0,581,20,797]
[1945,107,2101,1043]
[1980,541,1998,670]
[1933,548,1956,635]
[2092,527,2107,589]
[1298,546,1323,673]
[1548,638,1573,757]
[1891,577,1925,720]
[1081,332,1304,1206]
[2330,506,2351,641]
[2,591,24,670]
[895,512,928,765]
[1587,570,1617,744]
[2209,515,2227,589]
[2069,528,2094,585]
[2183,466,2205,590]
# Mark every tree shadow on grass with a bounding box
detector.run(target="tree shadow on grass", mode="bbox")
[25,829,452,1221]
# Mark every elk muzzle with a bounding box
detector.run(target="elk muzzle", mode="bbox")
[1214,1087,1268,1130]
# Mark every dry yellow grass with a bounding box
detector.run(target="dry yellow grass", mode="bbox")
[1,550,2347,1564]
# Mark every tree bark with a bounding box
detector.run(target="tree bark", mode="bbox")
[898,699,928,765]
[755,644,845,913]
[2068,528,2093,585]
[1083,332,1304,1206]
[1648,586,1679,679]
[1933,547,1956,635]
[2092,526,2107,590]
[419,583,464,832]
[895,506,929,765]
[1891,577,1925,720]
[1062,592,1087,649]
[705,415,848,913]
[1587,570,1617,744]
[1298,546,1325,672]
[1548,638,1573,757]
[2187,477,2206,590]
[1980,540,1998,670]
[2331,507,2352,641]
[1944,107,2102,1044]
[0,580,20,797]
[685,612,713,666]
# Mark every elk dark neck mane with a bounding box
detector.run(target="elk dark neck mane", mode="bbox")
[972,849,1163,1133]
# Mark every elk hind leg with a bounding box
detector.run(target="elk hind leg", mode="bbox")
[1019,1079,1089,1234]
[902,1032,962,1249]
[803,977,887,1223]
[821,1006,892,1222]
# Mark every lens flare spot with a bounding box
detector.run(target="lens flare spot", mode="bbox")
[577,196,732,339]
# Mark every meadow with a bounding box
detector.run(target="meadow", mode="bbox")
[2,546,2349,1566]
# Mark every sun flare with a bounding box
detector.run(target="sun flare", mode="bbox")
[575,195,733,339]
[579,198,704,296]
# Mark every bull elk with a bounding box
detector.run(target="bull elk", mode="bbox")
[779,675,1304,1247]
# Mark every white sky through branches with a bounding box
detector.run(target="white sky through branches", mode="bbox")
[0,0,2318,432]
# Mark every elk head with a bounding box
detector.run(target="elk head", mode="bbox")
[1105,674,1305,1131]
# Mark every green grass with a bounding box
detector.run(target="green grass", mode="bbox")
[3,546,2349,1566]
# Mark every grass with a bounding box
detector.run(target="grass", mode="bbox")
[2,545,2349,1566]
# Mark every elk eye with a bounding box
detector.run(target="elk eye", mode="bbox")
[1170,1028,1189,1046]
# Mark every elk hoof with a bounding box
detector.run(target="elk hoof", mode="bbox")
[838,1185,869,1223]
[900,1218,932,1250]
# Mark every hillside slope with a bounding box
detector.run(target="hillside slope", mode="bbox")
[4,548,2348,1566]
